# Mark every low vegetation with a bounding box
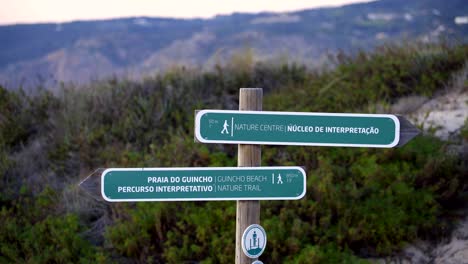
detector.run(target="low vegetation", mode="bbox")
[0,42,467,263]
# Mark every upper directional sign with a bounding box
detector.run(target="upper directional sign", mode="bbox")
[195,110,404,148]
[102,167,306,202]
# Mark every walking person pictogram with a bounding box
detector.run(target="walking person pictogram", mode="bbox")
[221,120,229,134]
[277,173,283,184]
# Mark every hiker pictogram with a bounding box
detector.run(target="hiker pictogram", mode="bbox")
[221,120,229,134]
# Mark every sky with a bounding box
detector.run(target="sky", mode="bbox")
[0,0,373,25]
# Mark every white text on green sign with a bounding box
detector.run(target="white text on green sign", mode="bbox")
[101,167,306,202]
[195,110,400,148]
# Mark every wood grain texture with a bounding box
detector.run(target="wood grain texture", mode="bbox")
[236,88,263,264]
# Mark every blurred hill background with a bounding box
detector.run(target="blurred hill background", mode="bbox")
[0,0,467,263]
[0,0,467,90]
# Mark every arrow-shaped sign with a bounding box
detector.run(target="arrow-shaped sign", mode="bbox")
[396,115,420,147]
[79,168,105,201]
[195,110,420,148]
[79,167,306,202]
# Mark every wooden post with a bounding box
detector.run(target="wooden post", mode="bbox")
[236,88,262,264]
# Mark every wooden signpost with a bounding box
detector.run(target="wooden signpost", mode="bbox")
[79,87,420,264]
[236,88,262,264]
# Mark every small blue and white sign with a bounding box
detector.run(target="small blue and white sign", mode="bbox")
[242,224,267,258]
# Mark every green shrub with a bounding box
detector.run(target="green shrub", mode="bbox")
[1,42,467,263]
[0,187,106,263]
[285,244,368,264]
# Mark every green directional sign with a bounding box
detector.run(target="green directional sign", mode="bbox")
[195,110,400,148]
[101,167,306,202]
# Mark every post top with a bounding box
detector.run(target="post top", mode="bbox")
[240,88,263,91]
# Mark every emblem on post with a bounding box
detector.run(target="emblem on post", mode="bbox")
[241,224,267,258]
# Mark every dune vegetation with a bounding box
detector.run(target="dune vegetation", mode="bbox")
[0,42,467,263]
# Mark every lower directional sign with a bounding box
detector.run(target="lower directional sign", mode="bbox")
[101,167,306,202]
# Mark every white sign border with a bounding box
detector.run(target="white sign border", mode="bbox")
[101,166,306,202]
[195,110,400,148]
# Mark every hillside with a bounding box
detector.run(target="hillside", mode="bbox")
[0,42,467,263]
[0,0,467,89]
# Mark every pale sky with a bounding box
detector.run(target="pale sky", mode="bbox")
[0,0,373,25]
